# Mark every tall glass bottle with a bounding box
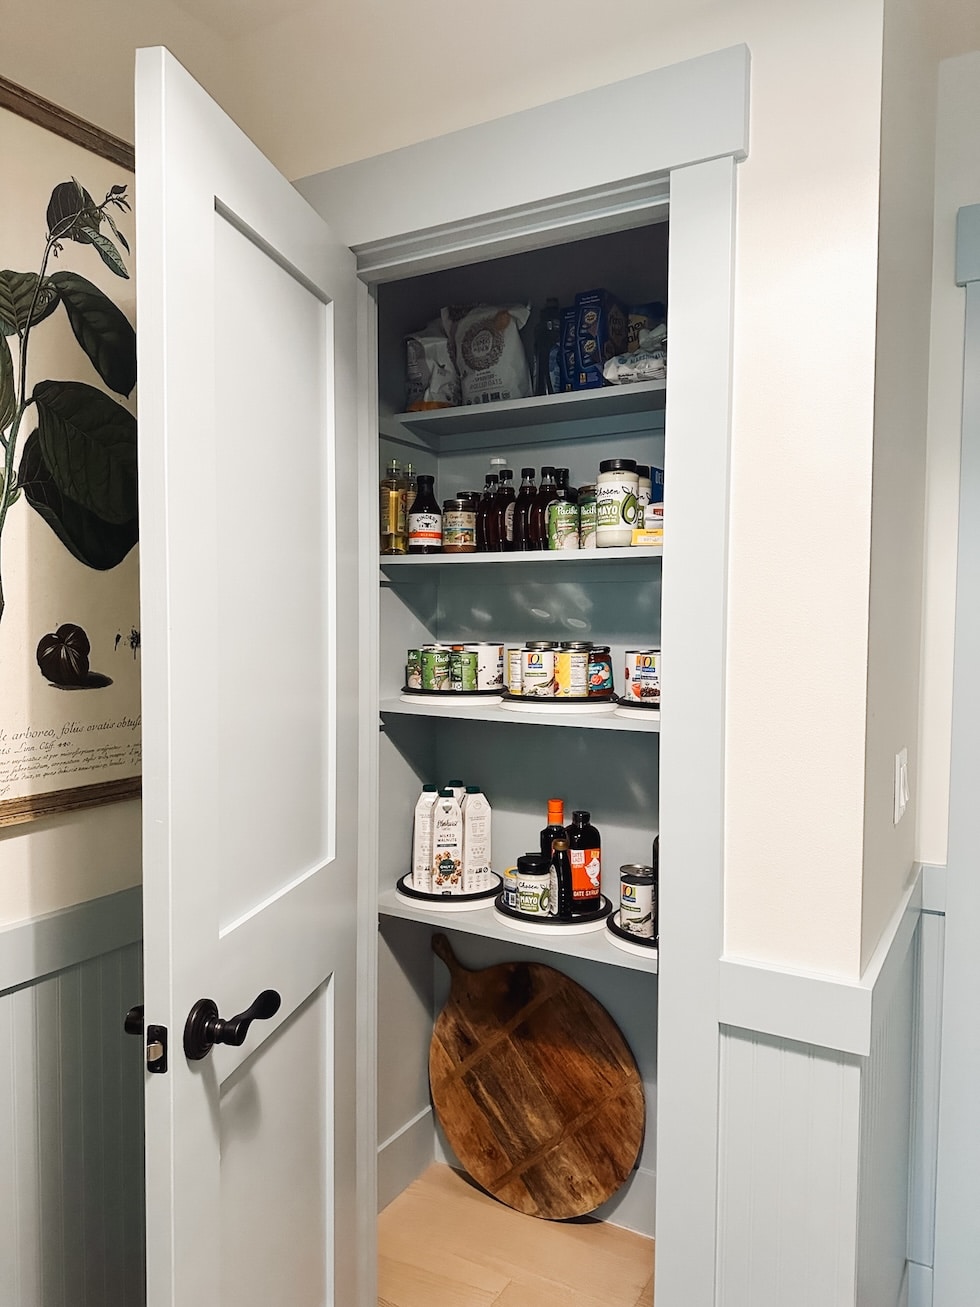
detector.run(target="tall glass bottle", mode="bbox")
[397,461,415,552]
[548,837,575,920]
[512,467,537,551]
[529,465,556,550]
[476,473,498,552]
[556,467,578,503]
[492,468,517,552]
[379,459,406,555]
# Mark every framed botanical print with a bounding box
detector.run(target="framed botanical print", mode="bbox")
[0,76,140,826]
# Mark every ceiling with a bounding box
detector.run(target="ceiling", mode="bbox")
[0,0,978,181]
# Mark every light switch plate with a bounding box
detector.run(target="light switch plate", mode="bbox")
[894,747,909,825]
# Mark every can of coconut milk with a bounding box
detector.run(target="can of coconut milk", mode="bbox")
[620,864,655,937]
[464,642,504,690]
[521,643,556,698]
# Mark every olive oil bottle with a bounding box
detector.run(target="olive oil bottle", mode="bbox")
[379,459,406,554]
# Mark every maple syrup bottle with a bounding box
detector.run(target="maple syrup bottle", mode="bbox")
[492,468,517,552]
[529,466,556,550]
[512,467,537,551]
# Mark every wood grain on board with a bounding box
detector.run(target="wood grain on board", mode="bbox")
[429,933,645,1220]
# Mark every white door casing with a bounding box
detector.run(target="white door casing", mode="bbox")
[136,47,361,1306]
[934,204,980,1307]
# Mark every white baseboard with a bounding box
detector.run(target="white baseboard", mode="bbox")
[377,1106,435,1213]
[591,1164,656,1239]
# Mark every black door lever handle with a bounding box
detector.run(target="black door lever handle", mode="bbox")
[183,989,281,1060]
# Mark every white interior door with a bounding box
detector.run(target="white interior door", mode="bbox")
[135,47,361,1306]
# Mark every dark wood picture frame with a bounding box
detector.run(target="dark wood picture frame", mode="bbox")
[0,77,140,827]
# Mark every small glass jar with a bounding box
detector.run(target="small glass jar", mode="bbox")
[442,497,477,553]
[587,645,614,696]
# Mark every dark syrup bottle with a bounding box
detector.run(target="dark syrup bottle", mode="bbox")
[652,834,660,945]
[567,809,601,913]
[476,473,498,552]
[512,467,537,551]
[529,466,556,550]
[549,837,575,920]
[492,467,516,552]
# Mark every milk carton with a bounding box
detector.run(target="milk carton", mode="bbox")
[412,785,438,891]
[461,786,493,893]
[431,789,464,894]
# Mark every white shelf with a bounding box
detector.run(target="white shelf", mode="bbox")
[380,380,666,452]
[378,886,658,975]
[380,545,661,573]
[379,698,660,733]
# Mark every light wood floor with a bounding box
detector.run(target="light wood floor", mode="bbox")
[378,1163,654,1307]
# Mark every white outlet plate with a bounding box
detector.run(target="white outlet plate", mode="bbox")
[894,747,909,825]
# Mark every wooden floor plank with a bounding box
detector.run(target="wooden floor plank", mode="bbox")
[378,1164,654,1307]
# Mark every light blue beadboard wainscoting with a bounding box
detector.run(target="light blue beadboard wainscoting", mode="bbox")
[715,864,944,1307]
[0,886,145,1307]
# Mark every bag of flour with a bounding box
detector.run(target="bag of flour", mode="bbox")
[440,303,531,405]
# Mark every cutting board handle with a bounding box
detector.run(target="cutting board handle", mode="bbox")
[431,932,465,979]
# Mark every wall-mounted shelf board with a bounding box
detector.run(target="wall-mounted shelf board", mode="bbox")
[380,545,661,574]
[380,699,660,733]
[378,888,659,975]
[380,380,667,452]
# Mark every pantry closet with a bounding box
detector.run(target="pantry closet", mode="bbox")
[136,43,747,1307]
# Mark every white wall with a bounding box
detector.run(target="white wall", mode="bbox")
[918,50,980,867]
[861,0,937,969]
[0,0,939,976]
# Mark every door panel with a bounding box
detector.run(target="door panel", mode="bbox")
[136,47,360,1306]
[212,207,335,930]
[220,984,331,1307]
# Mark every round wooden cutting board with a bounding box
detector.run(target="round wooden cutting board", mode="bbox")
[428,933,645,1220]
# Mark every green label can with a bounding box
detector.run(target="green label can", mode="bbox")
[406,648,422,690]
[547,500,580,551]
[421,647,450,691]
[450,648,478,692]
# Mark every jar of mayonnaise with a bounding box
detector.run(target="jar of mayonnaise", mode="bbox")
[596,458,639,548]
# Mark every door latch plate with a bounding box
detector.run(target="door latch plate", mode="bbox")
[147,1024,168,1074]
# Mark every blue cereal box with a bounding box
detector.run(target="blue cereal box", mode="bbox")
[574,288,628,390]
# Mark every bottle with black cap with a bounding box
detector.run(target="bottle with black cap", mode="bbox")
[407,475,442,554]
[513,467,537,550]
[549,837,575,920]
[492,467,517,552]
[529,466,556,550]
[567,809,602,912]
[476,473,498,552]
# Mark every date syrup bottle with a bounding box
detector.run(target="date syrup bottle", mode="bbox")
[539,797,567,862]
[549,837,575,920]
[567,809,602,913]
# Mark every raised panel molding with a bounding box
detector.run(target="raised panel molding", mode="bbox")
[716,872,923,1307]
[0,891,145,1307]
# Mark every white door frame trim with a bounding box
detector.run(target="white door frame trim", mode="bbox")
[932,202,980,1307]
